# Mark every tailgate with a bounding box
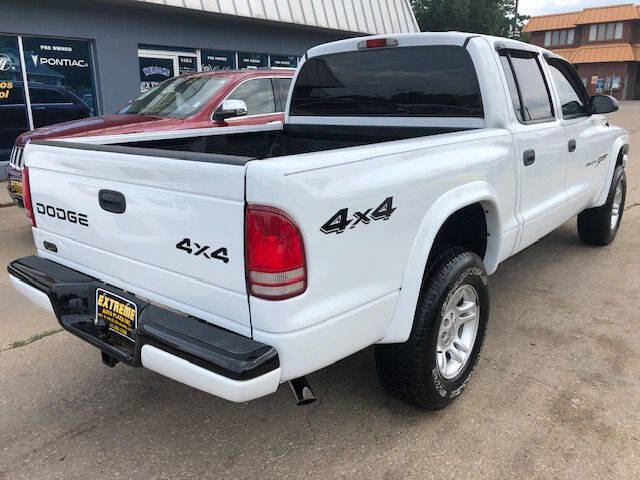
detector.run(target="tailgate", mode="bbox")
[24,141,251,336]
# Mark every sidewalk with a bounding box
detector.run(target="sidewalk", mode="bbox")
[0,180,15,207]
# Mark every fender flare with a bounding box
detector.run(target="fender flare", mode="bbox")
[594,135,629,207]
[380,181,503,344]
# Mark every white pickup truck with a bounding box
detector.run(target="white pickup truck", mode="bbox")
[9,33,629,410]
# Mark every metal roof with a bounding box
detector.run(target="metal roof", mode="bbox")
[571,43,636,63]
[551,47,579,62]
[549,43,640,63]
[133,0,420,34]
[522,12,581,32]
[575,3,639,25]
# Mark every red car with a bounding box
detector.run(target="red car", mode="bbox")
[6,68,294,206]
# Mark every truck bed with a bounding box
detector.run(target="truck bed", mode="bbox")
[98,124,474,161]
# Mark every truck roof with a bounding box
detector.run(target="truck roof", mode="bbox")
[306,32,549,59]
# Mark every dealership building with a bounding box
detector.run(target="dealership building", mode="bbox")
[0,0,418,175]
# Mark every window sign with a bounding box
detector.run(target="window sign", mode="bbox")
[200,49,236,71]
[238,52,268,69]
[22,36,97,126]
[612,75,621,90]
[270,55,298,68]
[0,35,29,160]
[139,56,175,93]
[178,56,197,75]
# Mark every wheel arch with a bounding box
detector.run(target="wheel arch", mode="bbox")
[380,182,502,344]
[595,136,629,207]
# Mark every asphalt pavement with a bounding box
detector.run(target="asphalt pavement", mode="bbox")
[1,104,640,479]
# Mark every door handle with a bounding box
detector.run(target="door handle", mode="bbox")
[523,149,536,166]
[99,189,126,214]
[568,139,577,153]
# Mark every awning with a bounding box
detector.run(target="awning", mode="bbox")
[130,0,419,35]
[575,4,640,25]
[522,12,581,32]
[570,43,636,64]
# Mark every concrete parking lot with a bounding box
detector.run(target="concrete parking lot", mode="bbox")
[1,104,639,480]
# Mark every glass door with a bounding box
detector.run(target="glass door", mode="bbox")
[138,53,177,93]
[138,50,199,93]
[0,35,29,162]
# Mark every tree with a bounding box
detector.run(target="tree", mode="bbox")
[411,0,529,38]
[500,0,530,38]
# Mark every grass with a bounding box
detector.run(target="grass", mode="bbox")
[6,328,64,350]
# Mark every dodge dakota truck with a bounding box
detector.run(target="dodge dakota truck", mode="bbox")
[8,33,628,410]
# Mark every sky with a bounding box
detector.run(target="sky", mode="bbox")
[519,0,635,16]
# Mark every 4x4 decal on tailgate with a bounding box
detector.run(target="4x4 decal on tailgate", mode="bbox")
[320,197,396,235]
[176,238,229,264]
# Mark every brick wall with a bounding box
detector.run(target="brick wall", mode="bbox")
[576,62,633,100]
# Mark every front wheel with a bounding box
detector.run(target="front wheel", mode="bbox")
[375,247,490,410]
[577,165,626,246]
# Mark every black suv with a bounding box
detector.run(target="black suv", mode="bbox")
[1,82,90,167]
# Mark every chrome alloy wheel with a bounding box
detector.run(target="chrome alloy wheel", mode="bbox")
[611,180,623,230]
[436,285,480,380]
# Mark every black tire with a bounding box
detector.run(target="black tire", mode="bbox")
[577,165,626,246]
[375,247,489,410]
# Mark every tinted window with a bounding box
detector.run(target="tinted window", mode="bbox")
[0,35,29,153]
[30,88,69,104]
[226,78,276,116]
[0,83,25,105]
[548,60,588,118]
[22,36,98,118]
[290,46,483,117]
[504,53,554,122]
[500,56,523,122]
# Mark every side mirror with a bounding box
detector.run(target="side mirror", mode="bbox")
[590,94,619,114]
[213,99,248,121]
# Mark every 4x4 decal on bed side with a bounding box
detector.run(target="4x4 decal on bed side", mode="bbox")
[320,197,396,235]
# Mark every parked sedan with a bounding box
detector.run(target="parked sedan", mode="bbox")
[5,69,294,206]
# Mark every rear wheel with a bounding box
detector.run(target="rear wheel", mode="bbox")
[375,247,489,410]
[577,165,626,246]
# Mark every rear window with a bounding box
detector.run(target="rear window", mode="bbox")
[290,46,483,118]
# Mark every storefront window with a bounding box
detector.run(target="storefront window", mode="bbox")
[22,36,97,128]
[139,56,175,93]
[0,35,29,160]
[201,50,236,71]
[270,55,298,68]
[238,52,268,69]
[178,56,197,75]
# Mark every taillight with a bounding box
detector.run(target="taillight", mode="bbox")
[22,167,36,228]
[357,38,398,49]
[246,206,306,300]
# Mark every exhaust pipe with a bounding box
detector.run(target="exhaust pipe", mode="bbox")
[288,377,316,406]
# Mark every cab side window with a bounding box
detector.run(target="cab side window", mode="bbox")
[547,59,589,118]
[226,78,276,117]
[499,50,555,123]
